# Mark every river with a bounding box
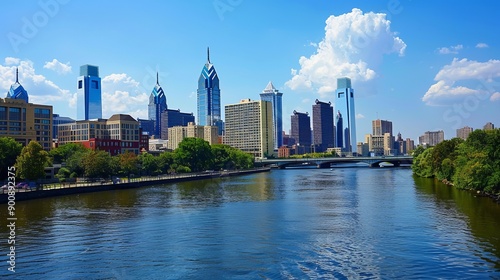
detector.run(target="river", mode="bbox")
[1,167,499,279]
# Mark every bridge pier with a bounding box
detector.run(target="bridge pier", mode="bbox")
[369,163,380,168]
[317,162,331,169]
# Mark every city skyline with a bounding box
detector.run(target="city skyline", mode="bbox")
[1,1,499,142]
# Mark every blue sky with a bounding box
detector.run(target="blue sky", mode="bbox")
[1,0,499,142]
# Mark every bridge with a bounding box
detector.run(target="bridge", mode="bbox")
[255,156,413,169]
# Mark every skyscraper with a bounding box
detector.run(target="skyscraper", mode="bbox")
[77,65,102,120]
[484,122,495,130]
[6,68,29,103]
[224,99,274,158]
[148,73,167,138]
[335,77,357,154]
[419,130,444,146]
[456,126,473,140]
[372,119,393,136]
[291,110,311,148]
[197,47,221,131]
[259,81,283,150]
[312,99,334,152]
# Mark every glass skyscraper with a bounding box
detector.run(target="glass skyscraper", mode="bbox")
[335,77,357,154]
[77,65,102,120]
[148,73,167,138]
[6,68,29,103]
[259,81,283,150]
[197,48,221,130]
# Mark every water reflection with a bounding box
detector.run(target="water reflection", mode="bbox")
[413,175,500,268]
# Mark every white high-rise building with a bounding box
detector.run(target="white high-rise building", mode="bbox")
[224,99,274,158]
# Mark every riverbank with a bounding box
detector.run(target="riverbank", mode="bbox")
[0,168,270,204]
[441,178,500,204]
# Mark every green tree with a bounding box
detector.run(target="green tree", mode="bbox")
[50,143,88,164]
[139,152,161,175]
[15,141,51,181]
[158,151,175,173]
[55,167,71,182]
[0,137,23,180]
[119,152,139,181]
[412,147,434,178]
[431,138,463,180]
[212,144,232,170]
[174,138,213,172]
[82,150,113,179]
[65,149,90,177]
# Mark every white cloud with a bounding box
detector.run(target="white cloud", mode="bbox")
[43,59,72,75]
[0,58,72,106]
[491,92,500,101]
[285,8,406,98]
[423,58,500,105]
[476,43,489,49]
[356,113,365,119]
[101,73,149,119]
[437,44,463,55]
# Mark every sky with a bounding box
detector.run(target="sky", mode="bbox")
[1,0,500,142]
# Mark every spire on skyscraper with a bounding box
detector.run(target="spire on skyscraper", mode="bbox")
[156,72,159,85]
[7,67,28,103]
[15,68,19,83]
[207,47,210,64]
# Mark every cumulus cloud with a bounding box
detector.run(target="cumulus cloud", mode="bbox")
[437,44,463,54]
[101,73,149,119]
[285,8,406,97]
[43,59,72,75]
[0,57,72,106]
[476,43,489,48]
[491,92,500,101]
[356,113,365,119]
[423,58,500,105]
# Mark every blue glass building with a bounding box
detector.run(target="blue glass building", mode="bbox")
[77,65,102,120]
[197,48,221,132]
[6,68,29,103]
[335,77,357,154]
[260,81,283,150]
[148,73,167,138]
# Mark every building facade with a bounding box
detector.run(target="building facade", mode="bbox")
[197,48,221,132]
[290,110,311,153]
[167,122,218,150]
[312,99,334,152]
[259,81,283,150]
[148,73,167,138]
[372,119,393,136]
[224,99,274,158]
[77,65,102,120]
[0,98,53,151]
[419,130,444,146]
[335,77,357,154]
[137,118,155,137]
[484,122,495,130]
[58,114,141,154]
[456,126,473,140]
[53,114,74,140]
[160,109,195,140]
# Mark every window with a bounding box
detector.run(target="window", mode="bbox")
[91,80,99,89]
[78,80,82,89]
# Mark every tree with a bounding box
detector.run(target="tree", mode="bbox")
[212,144,232,170]
[0,137,23,180]
[139,152,161,176]
[412,147,434,178]
[119,152,139,181]
[55,167,71,182]
[49,143,88,164]
[65,149,90,177]
[174,138,213,172]
[82,150,113,179]
[158,152,175,173]
[15,141,51,181]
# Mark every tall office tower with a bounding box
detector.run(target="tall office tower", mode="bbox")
[312,99,334,152]
[419,130,445,146]
[291,110,311,149]
[77,65,102,120]
[335,77,357,154]
[224,99,274,158]
[456,126,473,140]
[160,109,195,140]
[484,122,495,130]
[6,68,29,103]
[372,119,393,136]
[148,73,167,138]
[259,81,283,149]
[197,47,221,132]
[335,111,343,148]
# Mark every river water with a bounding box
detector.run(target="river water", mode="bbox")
[1,167,499,279]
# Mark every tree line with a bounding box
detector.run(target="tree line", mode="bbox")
[0,137,254,182]
[412,129,500,194]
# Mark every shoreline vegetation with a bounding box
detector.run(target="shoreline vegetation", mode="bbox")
[412,129,500,203]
